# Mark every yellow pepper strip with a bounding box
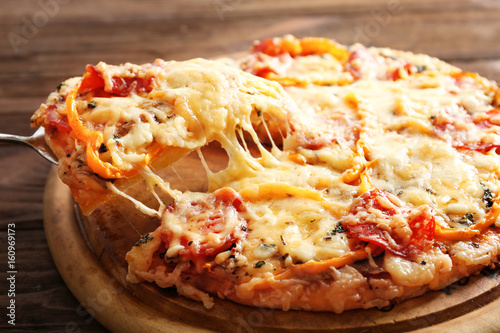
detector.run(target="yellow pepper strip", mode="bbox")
[239,183,324,202]
[286,152,307,165]
[66,83,126,178]
[473,203,500,232]
[359,159,376,194]
[286,245,376,276]
[452,72,493,91]
[341,141,376,194]
[299,37,350,63]
[252,244,379,290]
[344,92,359,109]
[341,160,365,184]
[435,203,500,241]
[266,75,353,87]
[66,81,160,179]
[434,224,480,241]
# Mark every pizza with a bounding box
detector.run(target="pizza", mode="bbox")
[31,35,500,313]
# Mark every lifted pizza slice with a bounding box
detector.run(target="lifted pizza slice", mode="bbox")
[31,58,293,214]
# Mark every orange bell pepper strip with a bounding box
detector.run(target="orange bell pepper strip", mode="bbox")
[251,244,381,291]
[65,80,161,179]
[252,36,350,63]
[284,244,380,277]
[435,202,500,241]
[239,182,324,202]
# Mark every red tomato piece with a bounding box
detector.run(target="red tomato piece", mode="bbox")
[45,105,71,134]
[454,143,500,154]
[474,108,500,129]
[432,107,500,153]
[407,207,435,253]
[160,188,248,262]
[388,62,413,81]
[79,65,105,92]
[79,65,154,97]
[252,38,287,57]
[344,189,435,258]
[345,48,377,80]
[251,37,301,57]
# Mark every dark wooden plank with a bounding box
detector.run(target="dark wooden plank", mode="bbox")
[1,7,500,100]
[1,0,500,24]
[2,8,500,62]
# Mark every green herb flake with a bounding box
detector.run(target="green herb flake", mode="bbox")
[254,261,265,268]
[98,143,108,154]
[480,180,494,209]
[134,233,154,246]
[416,65,427,73]
[259,243,276,250]
[458,213,475,226]
[327,222,347,236]
[88,101,97,109]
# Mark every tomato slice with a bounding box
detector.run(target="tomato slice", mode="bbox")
[251,37,302,57]
[45,105,71,134]
[387,62,413,81]
[345,48,377,80]
[454,143,500,154]
[343,189,435,258]
[79,65,106,93]
[473,108,500,129]
[79,65,154,98]
[407,207,435,253]
[431,106,500,153]
[160,188,248,262]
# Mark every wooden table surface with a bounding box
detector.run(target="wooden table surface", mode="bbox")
[1,0,500,332]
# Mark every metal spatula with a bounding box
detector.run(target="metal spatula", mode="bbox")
[0,127,58,165]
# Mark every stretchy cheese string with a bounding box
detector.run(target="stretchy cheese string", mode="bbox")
[66,80,162,179]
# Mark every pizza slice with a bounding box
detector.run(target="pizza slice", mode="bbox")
[31,58,292,214]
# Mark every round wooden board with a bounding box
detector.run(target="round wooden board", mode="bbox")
[44,146,500,333]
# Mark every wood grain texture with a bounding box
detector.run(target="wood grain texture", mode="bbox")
[1,0,500,332]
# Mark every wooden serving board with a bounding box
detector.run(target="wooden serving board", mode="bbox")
[44,144,500,333]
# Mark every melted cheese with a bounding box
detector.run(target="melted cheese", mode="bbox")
[34,37,500,312]
[114,54,499,276]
